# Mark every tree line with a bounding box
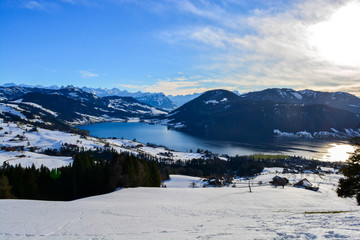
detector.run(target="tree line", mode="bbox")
[0,151,160,201]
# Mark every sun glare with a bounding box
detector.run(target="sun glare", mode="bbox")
[322,143,355,162]
[308,1,360,67]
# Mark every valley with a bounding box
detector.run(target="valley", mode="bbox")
[1,85,360,239]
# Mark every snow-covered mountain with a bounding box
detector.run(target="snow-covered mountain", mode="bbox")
[81,87,177,110]
[1,84,178,110]
[0,86,167,126]
[241,88,360,114]
[162,89,360,140]
[167,93,201,107]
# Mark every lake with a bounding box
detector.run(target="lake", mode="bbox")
[77,122,355,162]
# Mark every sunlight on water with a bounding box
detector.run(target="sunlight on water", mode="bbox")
[78,122,357,162]
[320,143,356,162]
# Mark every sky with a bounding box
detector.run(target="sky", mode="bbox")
[1,0,360,96]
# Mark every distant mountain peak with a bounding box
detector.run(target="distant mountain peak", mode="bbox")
[79,87,177,110]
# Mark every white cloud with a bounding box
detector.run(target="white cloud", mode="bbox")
[159,0,360,96]
[79,70,99,78]
[22,0,56,11]
[117,74,232,95]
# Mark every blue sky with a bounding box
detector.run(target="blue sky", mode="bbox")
[1,0,360,96]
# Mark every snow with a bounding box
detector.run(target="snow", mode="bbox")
[0,122,205,169]
[274,129,295,137]
[0,151,72,169]
[204,99,219,104]
[127,118,140,122]
[349,104,360,108]
[0,123,99,151]
[320,167,336,172]
[1,173,359,239]
[21,102,58,117]
[299,89,317,97]
[296,131,314,138]
[137,145,202,162]
[164,175,205,188]
[204,98,228,104]
[291,92,303,100]
[71,112,125,125]
[261,167,284,174]
[277,89,287,97]
[0,104,26,119]
[150,107,167,115]
[68,92,78,98]
[274,129,360,139]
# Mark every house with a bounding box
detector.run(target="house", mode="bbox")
[294,178,319,191]
[270,176,289,188]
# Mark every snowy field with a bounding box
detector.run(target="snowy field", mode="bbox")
[1,122,360,239]
[1,173,359,239]
[0,151,72,169]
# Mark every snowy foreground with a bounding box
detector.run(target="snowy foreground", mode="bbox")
[1,173,359,239]
[1,122,360,239]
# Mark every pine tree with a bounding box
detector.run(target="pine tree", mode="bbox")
[337,137,360,205]
[0,174,14,199]
[148,161,161,187]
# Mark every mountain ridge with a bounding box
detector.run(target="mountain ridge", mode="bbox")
[163,89,360,140]
[0,86,167,127]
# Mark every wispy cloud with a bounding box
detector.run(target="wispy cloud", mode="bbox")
[11,0,360,96]
[79,70,99,78]
[21,0,58,11]
[15,0,98,11]
[118,74,237,95]
[157,0,360,95]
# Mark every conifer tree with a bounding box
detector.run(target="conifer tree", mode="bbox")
[0,174,14,199]
[148,161,161,187]
[337,137,360,205]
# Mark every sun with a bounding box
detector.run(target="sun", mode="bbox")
[308,1,360,67]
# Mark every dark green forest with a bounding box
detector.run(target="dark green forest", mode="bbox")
[0,151,160,201]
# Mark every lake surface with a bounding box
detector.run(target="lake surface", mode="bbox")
[78,122,355,162]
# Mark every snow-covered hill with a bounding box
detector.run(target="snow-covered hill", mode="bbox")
[0,122,202,169]
[1,173,359,239]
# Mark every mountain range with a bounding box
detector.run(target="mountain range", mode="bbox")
[0,86,166,127]
[1,85,360,140]
[163,89,360,140]
[1,83,178,110]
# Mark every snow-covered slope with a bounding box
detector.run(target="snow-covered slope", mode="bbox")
[1,173,359,239]
[0,122,203,169]
[0,151,72,169]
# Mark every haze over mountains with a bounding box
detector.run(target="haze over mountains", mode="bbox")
[1,84,360,140]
